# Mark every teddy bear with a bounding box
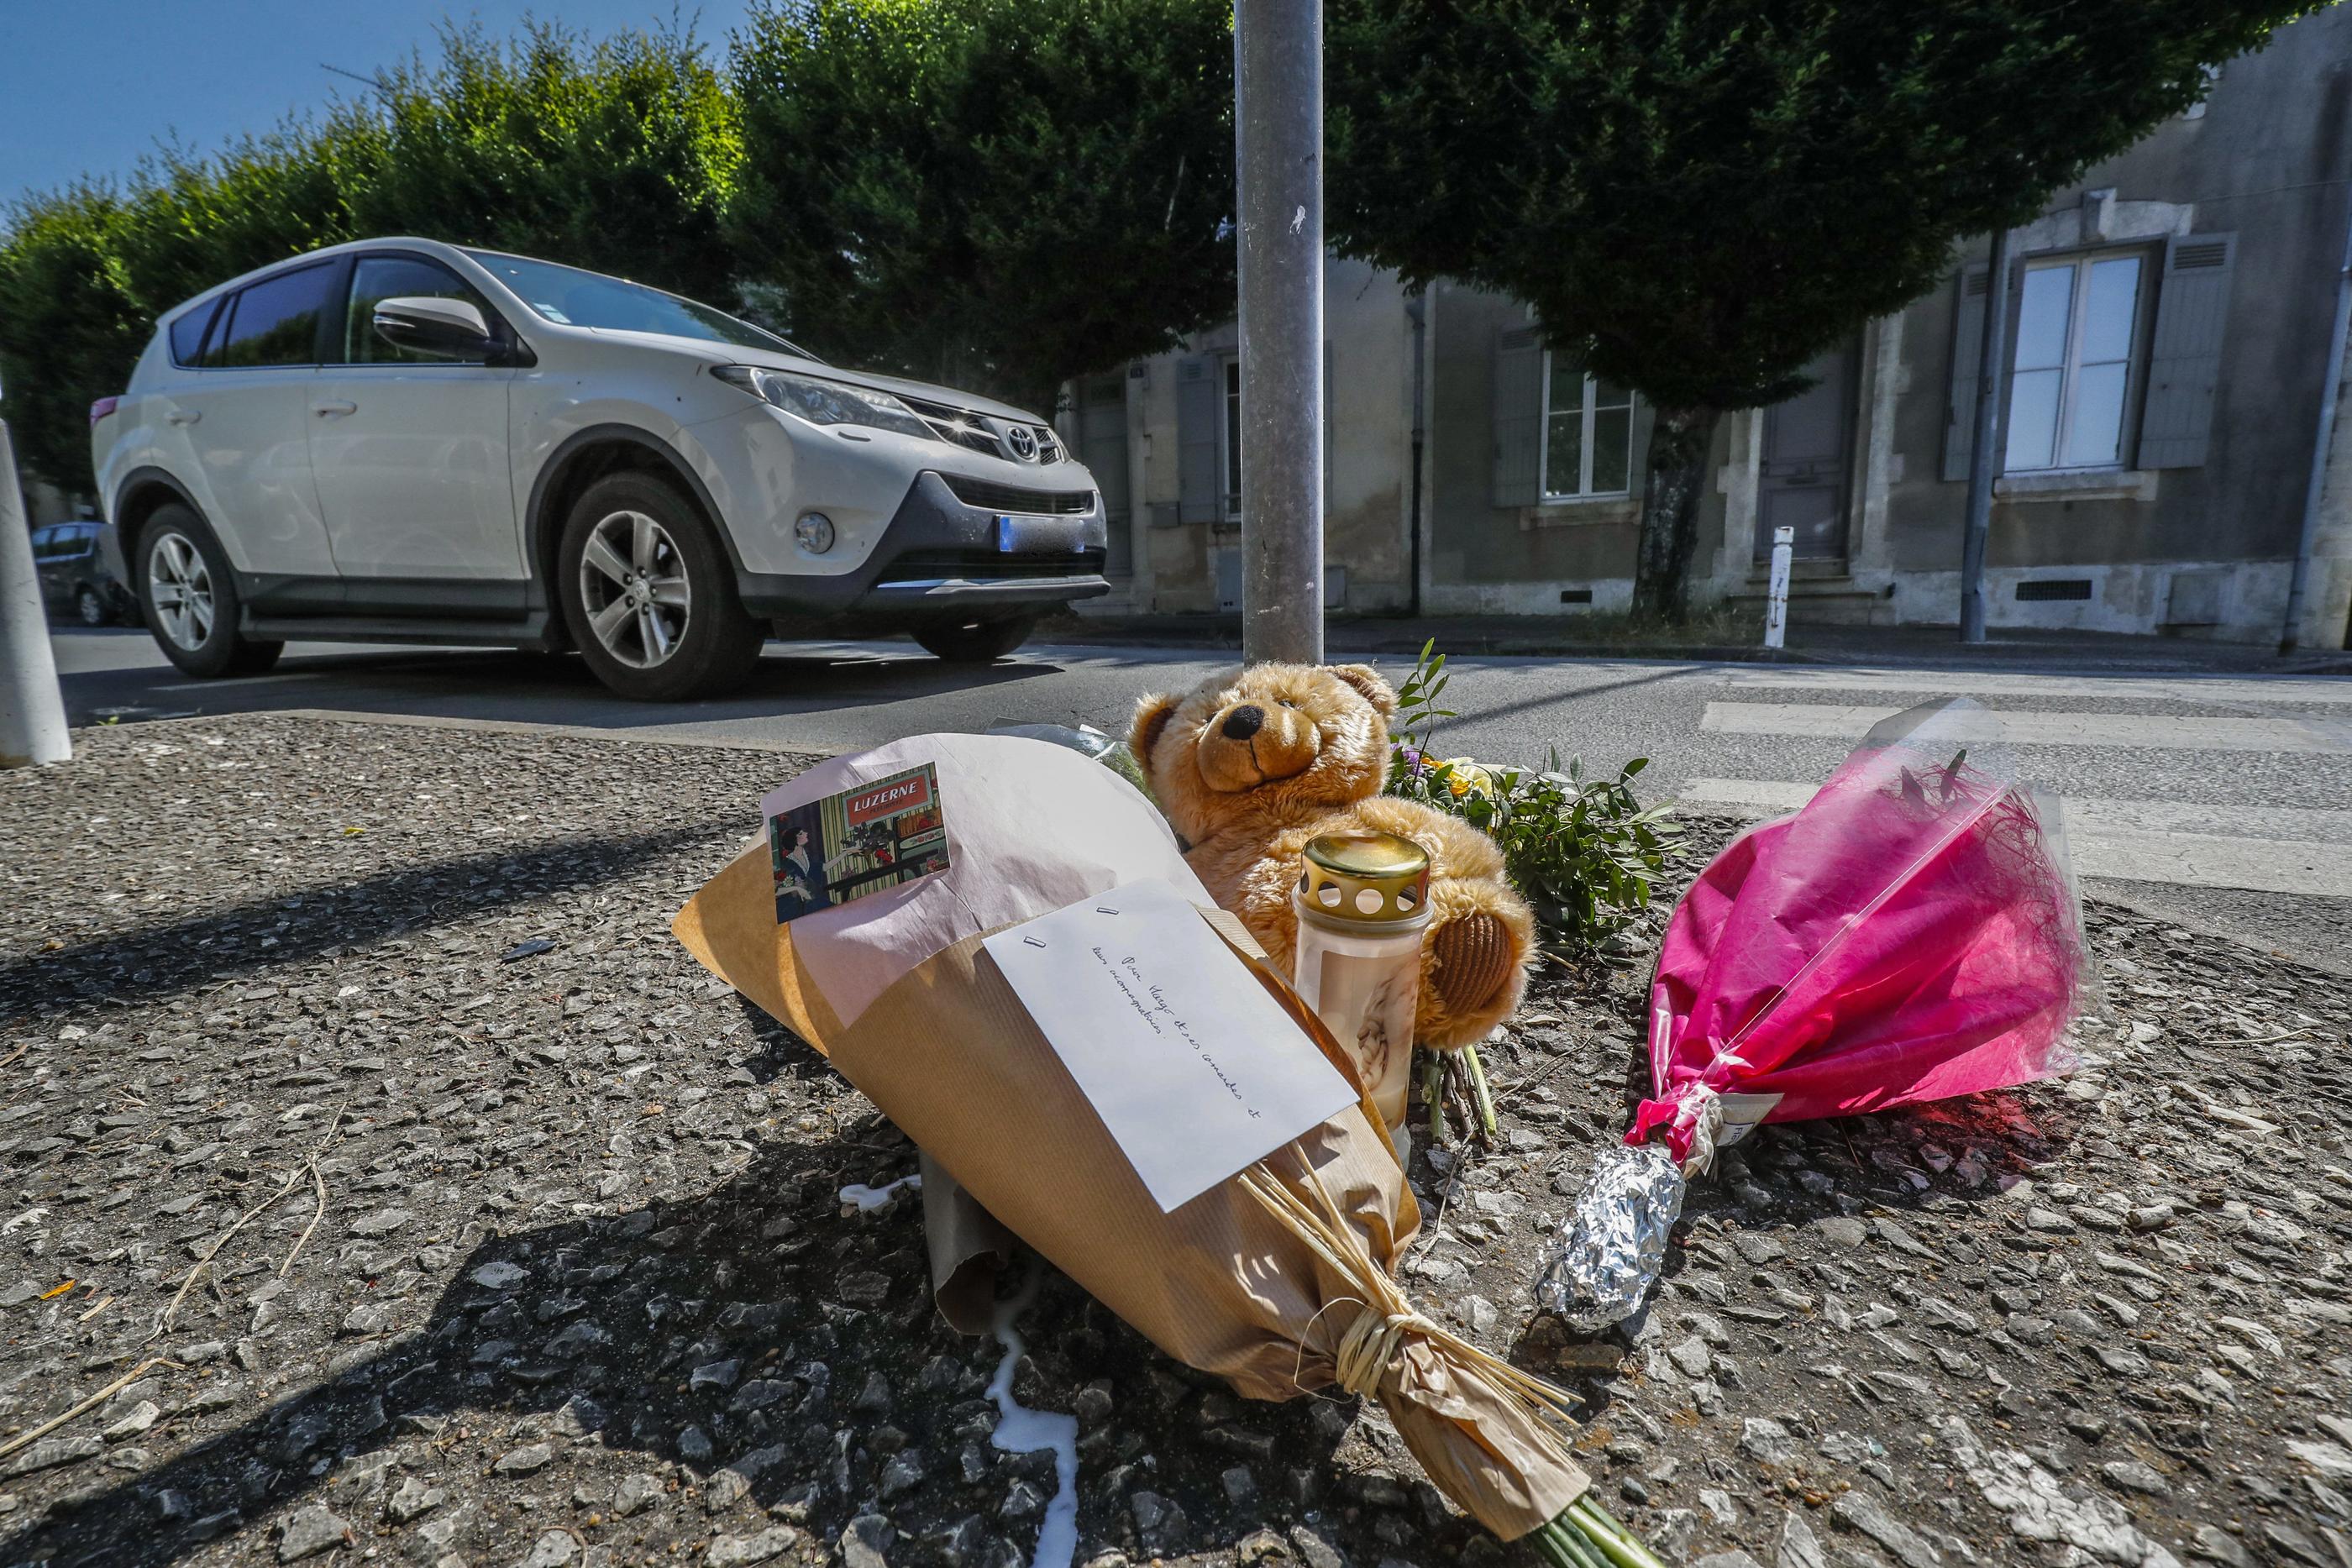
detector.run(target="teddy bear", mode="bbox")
[1129,662,1535,1050]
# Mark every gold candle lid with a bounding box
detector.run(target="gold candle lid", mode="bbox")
[1299,831,1431,923]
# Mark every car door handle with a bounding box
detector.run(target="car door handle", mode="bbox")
[315,400,358,417]
[166,410,201,426]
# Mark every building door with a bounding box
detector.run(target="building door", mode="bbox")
[1076,375,1131,577]
[1756,344,1854,561]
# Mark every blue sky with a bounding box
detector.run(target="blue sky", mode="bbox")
[0,2,755,207]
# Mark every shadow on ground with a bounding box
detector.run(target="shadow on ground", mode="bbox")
[0,1104,1385,1568]
[60,642,1071,735]
[0,825,727,1025]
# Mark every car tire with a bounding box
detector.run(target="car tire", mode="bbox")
[75,584,108,627]
[913,615,1037,663]
[557,471,764,702]
[136,503,284,677]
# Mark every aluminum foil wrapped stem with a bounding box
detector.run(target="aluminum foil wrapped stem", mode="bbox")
[1534,1141,1688,1332]
[1536,1080,1747,1331]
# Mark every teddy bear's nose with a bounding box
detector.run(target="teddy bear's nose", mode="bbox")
[1221,705,1266,741]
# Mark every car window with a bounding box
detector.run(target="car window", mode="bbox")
[29,527,57,559]
[211,263,337,369]
[169,297,221,367]
[461,249,818,359]
[342,255,499,365]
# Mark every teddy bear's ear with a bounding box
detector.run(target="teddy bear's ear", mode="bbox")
[1327,663,1399,721]
[1130,692,1179,766]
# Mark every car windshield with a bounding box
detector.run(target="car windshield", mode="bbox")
[462,250,820,359]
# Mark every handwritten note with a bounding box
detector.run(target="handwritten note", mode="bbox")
[982,878,1357,1212]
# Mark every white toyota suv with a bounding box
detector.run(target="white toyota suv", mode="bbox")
[89,238,1108,699]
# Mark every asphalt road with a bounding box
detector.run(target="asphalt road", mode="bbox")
[45,624,2352,970]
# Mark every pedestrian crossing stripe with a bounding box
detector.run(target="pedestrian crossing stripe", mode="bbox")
[1677,779,2352,899]
[1701,701,2352,755]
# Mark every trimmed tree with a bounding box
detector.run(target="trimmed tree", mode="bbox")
[1329,0,2316,619]
[0,187,143,489]
[0,21,738,493]
[347,20,743,307]
[727,0,1237,415]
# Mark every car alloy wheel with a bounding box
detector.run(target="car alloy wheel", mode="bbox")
[76,585,107,627]
[577,509,691,669]
[148,531,215,651]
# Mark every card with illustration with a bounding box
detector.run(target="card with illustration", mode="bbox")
[765,763,951,924]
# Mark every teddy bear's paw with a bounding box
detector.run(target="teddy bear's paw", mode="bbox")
[1431,910,1517,1017]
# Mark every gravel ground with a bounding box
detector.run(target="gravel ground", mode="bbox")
[3,716,2349,1568]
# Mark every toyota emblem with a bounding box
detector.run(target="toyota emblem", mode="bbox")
[1005,425,1039,462]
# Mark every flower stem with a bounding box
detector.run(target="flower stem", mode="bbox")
[1537,1517,1609,1568]
[1564,1496,1671,1568]
[1462,1041,1498,1138]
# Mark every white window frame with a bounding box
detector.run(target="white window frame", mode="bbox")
[1538,351,1635,501]
[2004,249,2150,475]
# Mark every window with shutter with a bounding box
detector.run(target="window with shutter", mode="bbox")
[1201,347,1328,524]
[2003,251,2149,472]
[2138,233,2237,469]
[1491,324,1542,507]
[1941,263,1991,483]
[1539,349,1636,498]
[1174,354,1221,522]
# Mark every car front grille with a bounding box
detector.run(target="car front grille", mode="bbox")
[873,548,1107,585]
[900,395,1066,465]
[937,475,1095,516]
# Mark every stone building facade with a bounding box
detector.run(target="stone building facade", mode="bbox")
[1084,6,2352,647]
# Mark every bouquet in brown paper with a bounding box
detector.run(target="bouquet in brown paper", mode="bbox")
[673,733,1659,1568]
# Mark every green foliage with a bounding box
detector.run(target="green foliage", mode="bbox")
[1386,642,1681,946]
[0,21,740,489]
[727,0,1237,413]
[1329,0,2314,414]
[349,22,743,307]
[0,188,143,486]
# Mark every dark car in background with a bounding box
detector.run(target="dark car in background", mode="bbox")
[31,520,134,626]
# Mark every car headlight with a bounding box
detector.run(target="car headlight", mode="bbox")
[713,365,935,441]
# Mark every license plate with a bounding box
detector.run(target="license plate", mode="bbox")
[995,513,1072,553]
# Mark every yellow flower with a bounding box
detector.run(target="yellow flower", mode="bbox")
[1441,758,1494,798]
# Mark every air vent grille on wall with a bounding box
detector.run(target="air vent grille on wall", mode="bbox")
[2014,579,2094,601]
[2172,239,2229,270]
[1561,588,1593,605]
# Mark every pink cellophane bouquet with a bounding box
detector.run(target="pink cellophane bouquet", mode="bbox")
[1539,700,2092,1330]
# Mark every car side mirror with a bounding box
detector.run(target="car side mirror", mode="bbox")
[372,296,500,360]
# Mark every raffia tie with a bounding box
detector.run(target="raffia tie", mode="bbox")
[1239,1151,1581,1426]
[1334,1307,1436,1398]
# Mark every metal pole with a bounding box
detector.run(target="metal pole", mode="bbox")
[1958,226,2012,645]
[2281,182,2352,653]
[0,420,72,767]
[1763,525,1793,650]
[1234,0,1324,666]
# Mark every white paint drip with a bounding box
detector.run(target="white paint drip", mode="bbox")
[987,1278,1079,1568]
[837,1174,921,1214]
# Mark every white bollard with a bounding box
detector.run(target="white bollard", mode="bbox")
[1762,524,1794,652]
[0,420,72,767]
